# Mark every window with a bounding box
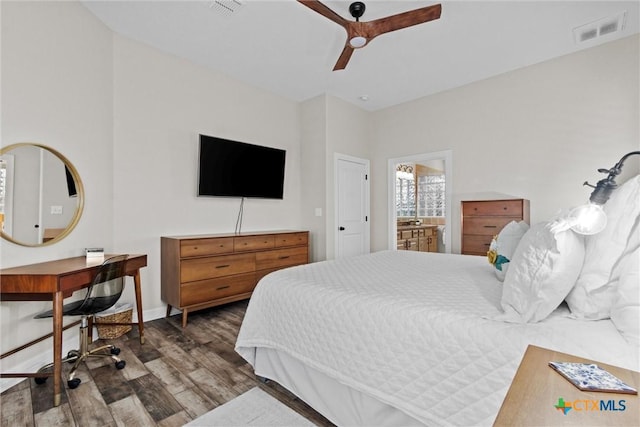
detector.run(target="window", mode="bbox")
[396,169,415,217]
[417,174,445,217]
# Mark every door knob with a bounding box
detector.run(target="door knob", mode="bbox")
[339,226,345,231]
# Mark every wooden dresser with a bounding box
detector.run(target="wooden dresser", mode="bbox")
[161,230,309,327]
[397,225,438,252]
[461,199,530,255]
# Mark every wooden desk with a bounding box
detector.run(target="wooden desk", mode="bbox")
[494,345,639,426]
[0,254,147,407]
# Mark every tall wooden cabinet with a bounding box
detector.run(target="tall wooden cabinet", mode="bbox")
[461,199,530,255]
[161,230,309,327]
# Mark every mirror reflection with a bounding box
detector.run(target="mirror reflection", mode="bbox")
[0,143,83,246]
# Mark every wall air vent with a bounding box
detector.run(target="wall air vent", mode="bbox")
[573,11,626,45]
[208,0,243,15]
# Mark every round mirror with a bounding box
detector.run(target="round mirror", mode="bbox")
[0,143,84,247]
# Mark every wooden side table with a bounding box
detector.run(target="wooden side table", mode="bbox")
[494,345,639,426]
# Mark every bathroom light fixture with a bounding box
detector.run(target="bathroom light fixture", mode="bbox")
[570,150,640,235]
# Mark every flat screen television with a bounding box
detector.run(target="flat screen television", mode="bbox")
[198,134,286,199]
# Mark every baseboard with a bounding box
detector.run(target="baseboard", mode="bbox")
[0,305,172,394]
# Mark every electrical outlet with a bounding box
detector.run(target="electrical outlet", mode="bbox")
[50,205,63,215]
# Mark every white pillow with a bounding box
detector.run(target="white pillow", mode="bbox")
[495,220,585,323]
[566,175,640,319]
[490,221,529,281]
[610,216,640,346]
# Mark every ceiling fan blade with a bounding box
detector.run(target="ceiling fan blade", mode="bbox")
[333,44,355,71]
[298,0,349,29]
[367,3,442,38]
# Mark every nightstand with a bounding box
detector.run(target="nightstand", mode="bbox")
[493,345,639,426]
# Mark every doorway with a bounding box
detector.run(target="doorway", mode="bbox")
[335,153,370,259]
[388,150,452,253]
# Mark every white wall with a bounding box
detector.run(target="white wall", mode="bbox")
[0,0,302,389]
[1,0,114,385]
[300,95,328,262]
[111,34,302,314]
[300,94,371,261]
[324,96,371,259]
[370,34,640,253]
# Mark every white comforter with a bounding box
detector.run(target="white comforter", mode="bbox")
[236,250,638,426]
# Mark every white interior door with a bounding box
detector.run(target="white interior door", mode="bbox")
[335,154,370,259]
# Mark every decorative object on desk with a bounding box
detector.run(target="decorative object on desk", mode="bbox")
[185,387,315,426]
[33,255,129,389]
[85,247,104,261]
[570,150,640,235]
[549,361,638,394]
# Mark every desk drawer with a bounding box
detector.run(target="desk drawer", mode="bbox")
[181,272,256,306]
[234,235,275,252]
[181,253,255,283]
[463,200,524,217]
[256,247,308,270]
[462,217,516,236]
[274,232,308,248]
[180,237,233,258]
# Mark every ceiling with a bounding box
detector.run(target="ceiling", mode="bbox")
[82,1,639,111]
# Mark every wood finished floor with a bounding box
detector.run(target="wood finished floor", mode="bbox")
[0,300,334,427]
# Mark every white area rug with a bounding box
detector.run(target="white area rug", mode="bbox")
[185,387,316,426]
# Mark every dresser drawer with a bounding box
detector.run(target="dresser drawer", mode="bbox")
[181,272,256,306]
[180,237,233,258]
[462,235,493,255]
[256,247,308,270]
[463,217,516,236]
[234,235,275,252]
[463,200,524,217]
[181,253,255,283]
[274,232,308,248]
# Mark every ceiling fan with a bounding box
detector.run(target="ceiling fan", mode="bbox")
[298,1,442,71]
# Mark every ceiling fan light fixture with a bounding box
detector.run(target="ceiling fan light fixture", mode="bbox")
[349,36,367,48]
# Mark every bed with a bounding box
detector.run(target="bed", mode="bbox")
[235,178,639,426]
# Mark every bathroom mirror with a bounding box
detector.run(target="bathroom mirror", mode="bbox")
[0,143,84,247]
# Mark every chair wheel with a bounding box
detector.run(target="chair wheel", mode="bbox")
[115,360,126,370]
[34,377,47,385]
[110,347,121,356]
[67,378,81,389]
[67,350,79,363]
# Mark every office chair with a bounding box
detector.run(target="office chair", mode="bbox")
[34,255,129,389]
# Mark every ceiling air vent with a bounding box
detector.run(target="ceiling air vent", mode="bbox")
[573,11,626,44]
[208,0,243,15]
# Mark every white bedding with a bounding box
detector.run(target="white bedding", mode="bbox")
[236,250,638,426]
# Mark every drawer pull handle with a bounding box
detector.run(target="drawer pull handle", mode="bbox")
[216,285,230,291]
[279,255,290,260]
[216,264,230,269]
[483,225,497,228]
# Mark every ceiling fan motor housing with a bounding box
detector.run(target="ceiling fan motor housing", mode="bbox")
[349,2,366,21]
